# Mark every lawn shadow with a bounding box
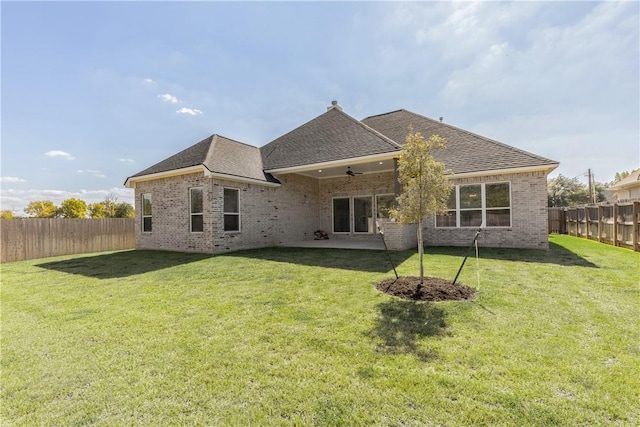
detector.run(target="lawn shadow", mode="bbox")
[426,242,598,268]
[370,299,447,361]
[222,247,413,273]
[36,250,213,279]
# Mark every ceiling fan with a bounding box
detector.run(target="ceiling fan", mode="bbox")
[346,166,363,177]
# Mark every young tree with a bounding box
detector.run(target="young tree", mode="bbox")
[24,200,58,218]
[58,198,88,218]
[391,131,452,285]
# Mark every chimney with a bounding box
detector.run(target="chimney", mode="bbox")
[327,100,343,111]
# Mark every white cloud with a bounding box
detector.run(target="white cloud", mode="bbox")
[119,158,135,163]
[143,78,155,84]
[158,93,179,104]
[0,176,27,183]
[176,107,203,116]
[77,169,106,178]
[44,150,75,160]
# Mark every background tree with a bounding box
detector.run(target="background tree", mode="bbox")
[88,202,108,218]
[24,200,58,218]
[113,202,135,218]
[1,210,15,219]
[548,175,608,207]
[58,198,88,218]
[391,131,452,286]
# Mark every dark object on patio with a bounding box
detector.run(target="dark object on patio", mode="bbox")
[313,230,329,240]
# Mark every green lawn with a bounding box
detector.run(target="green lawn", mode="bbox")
[2,235,638,426]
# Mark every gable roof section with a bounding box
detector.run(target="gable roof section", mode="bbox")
[609,168,640,190]
[261,107,402,171]
[362,109,558,175]
[125,134,279,187]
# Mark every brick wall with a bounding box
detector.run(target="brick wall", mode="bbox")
[318,171,395,241]
[133,172,320,254]
[133,169,549,253]
[424,171,550,249]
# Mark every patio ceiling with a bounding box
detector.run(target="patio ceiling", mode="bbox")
[268,153,398,179]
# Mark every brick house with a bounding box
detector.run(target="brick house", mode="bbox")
[124,102,558,253]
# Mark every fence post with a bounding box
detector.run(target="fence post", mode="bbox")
[613,203,618,247]
[633,201,639,252]
[585,206,591,240]
[598,205,603,242]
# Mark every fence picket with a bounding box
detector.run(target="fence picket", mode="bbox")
[0,218,135,263]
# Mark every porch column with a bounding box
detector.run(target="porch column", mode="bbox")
[393,157,400,203]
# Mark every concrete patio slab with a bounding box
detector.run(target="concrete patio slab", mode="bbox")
[280,239,386,250]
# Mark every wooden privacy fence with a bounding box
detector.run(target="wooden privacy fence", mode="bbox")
[1,218,135,263]
[549,202,640,251]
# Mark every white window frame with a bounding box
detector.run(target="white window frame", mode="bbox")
[353,195,374,234]
[435,182,512,228]
[189,187,204,233]
[223,187,240,233]
[332,197,351,234]
[375,194,396,219]
[142,193,152,233]
[332,195,376,234]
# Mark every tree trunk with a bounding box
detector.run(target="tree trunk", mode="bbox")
[417,222,424,286]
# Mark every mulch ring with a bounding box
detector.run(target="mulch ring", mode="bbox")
[376,276,475,302]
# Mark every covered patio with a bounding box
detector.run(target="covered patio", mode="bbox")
[279,239,386,250]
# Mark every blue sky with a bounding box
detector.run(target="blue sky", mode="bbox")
[2,1,638,215]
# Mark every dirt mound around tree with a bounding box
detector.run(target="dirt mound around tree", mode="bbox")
[376,276,475,302]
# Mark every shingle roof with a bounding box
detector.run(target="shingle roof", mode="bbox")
[127,134,278,184]
[609,168,640,190]
[127,106,558,186]
[362,109,558,175]
[261,107,402,170]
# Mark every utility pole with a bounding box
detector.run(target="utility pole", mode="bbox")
[587,169,596,203]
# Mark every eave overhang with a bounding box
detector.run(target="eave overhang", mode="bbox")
[125,165,281,188]
[447,163,559,179]
[265,152,400,175]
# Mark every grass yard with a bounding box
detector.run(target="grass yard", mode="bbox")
[1,235,639,426]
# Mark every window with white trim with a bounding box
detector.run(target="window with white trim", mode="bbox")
[223,188,240,232]
[142,193,152,232]
[436,190,457,227]
[333,197,350,233]
[353,196,373,233]
[190,187,203,232]
[376,194,395,219]
[436,182,511,228]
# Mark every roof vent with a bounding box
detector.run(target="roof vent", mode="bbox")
[327,100,343,111]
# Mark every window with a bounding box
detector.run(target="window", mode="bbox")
[353,196,373,233]
[486,183,511,227]
[142,193,152,232]
[436,190,457,227]
[376,194,395,219]
[333,196,376,234]
[223,188,240,232]
[460,184,483,227]
[435,182,511,228]
[333,198,350,233]
[190,187,203,232]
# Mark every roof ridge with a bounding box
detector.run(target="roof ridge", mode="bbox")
[361,109,405,121]
[212,133,260,150]
[333,108,402,150]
